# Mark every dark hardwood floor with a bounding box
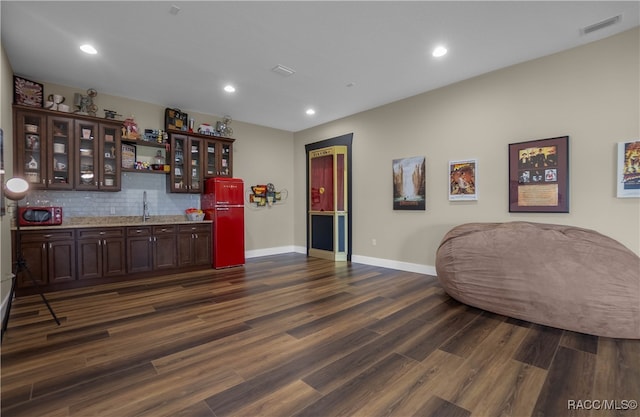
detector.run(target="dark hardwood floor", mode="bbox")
[1,253,638,417]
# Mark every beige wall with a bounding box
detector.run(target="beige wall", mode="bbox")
[1,44,15,314]
[294,28,640,269]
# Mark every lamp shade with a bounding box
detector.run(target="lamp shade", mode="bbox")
[4,177,30,201]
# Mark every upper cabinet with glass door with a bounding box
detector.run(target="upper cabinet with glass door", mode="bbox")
[168,133,203,193]
[205,137,234,178]
[14,107,74,190]
[48,116,75,190]
[99,123,121,191]
[13,105,122,192]
[75,120,98,190]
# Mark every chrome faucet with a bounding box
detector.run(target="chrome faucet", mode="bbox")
[143,191,150,222]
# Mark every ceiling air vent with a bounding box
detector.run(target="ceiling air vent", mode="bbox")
[271,65,296,77]
[581,15,621,35]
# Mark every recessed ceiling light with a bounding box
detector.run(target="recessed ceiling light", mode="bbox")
[432,46,447,58]
[80,44,97,55]
[224,85,236,93]
[306,108,316,116]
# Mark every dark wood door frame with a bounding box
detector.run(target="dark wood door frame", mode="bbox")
[305,133,353,261]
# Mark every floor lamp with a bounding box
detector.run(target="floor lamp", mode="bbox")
[2,177,60,341]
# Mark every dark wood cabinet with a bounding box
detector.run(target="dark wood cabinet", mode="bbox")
[14,222,211,294]
[168,134,203,193]
[75,120,122,191]
[15,230,76,288]
[204,138,234,178]
[77,227,126,280]
[126,225,177,273]
[13,105,122,191]
[126,226,154,273]
[153,226,177,270]
[178,224,212,267]
[168,131,235,193]
[14,109,74,190]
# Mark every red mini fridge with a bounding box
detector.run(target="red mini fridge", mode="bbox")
[202,178,245,269]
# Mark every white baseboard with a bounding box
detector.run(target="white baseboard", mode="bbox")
[246,247,436,276]
[1,273,16,330]
[351,254,437,276]
[245,246,300,259]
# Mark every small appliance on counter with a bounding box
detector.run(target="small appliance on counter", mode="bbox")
[201,178,245,269]
[18,206,63,226]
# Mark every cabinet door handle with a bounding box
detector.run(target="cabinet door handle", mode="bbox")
[98,240,102,246]
[49,243,52,250]
[99,231,106,235]
[43,234,53,238]
[195,233,198,239]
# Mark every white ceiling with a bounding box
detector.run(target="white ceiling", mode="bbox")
[2,1,638,132]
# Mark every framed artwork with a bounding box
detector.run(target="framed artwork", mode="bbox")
[393,156,426,210]
[14,75,43,108]
[449,159,478,201]
[509,136,569,213]
[164,108,188,132]
[617,140,640,198]
[121,144,136,169]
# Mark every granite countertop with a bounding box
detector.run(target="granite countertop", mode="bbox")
[15,215,212,231]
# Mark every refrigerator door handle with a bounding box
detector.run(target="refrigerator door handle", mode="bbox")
[217,207,230,211]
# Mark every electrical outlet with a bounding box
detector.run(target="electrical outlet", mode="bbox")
[372,238,377,246]
[110,207,116,215]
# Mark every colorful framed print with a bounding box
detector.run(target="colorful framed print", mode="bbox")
[449,159,477,201]
[509,136,569,213]
[393,156,426,210]
[617,140,640,198]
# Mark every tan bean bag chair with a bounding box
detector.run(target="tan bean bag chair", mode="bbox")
[435,222,640,339]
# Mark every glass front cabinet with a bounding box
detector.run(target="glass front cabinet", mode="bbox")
[205,138,234,178]
[14,106,121,191]
[168,134,203,193]
[15,109,74,190]
[75,120,121,191]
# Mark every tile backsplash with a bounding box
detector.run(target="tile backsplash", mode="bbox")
[23,172,200,218]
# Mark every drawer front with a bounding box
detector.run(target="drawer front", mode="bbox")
[127,226,152,237]
[77,227,125,239]
[178,224,211,234]
[153,226,176,234]
[20,230,75,242]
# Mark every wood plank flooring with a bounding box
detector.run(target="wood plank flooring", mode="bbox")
[1,253,638,417]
